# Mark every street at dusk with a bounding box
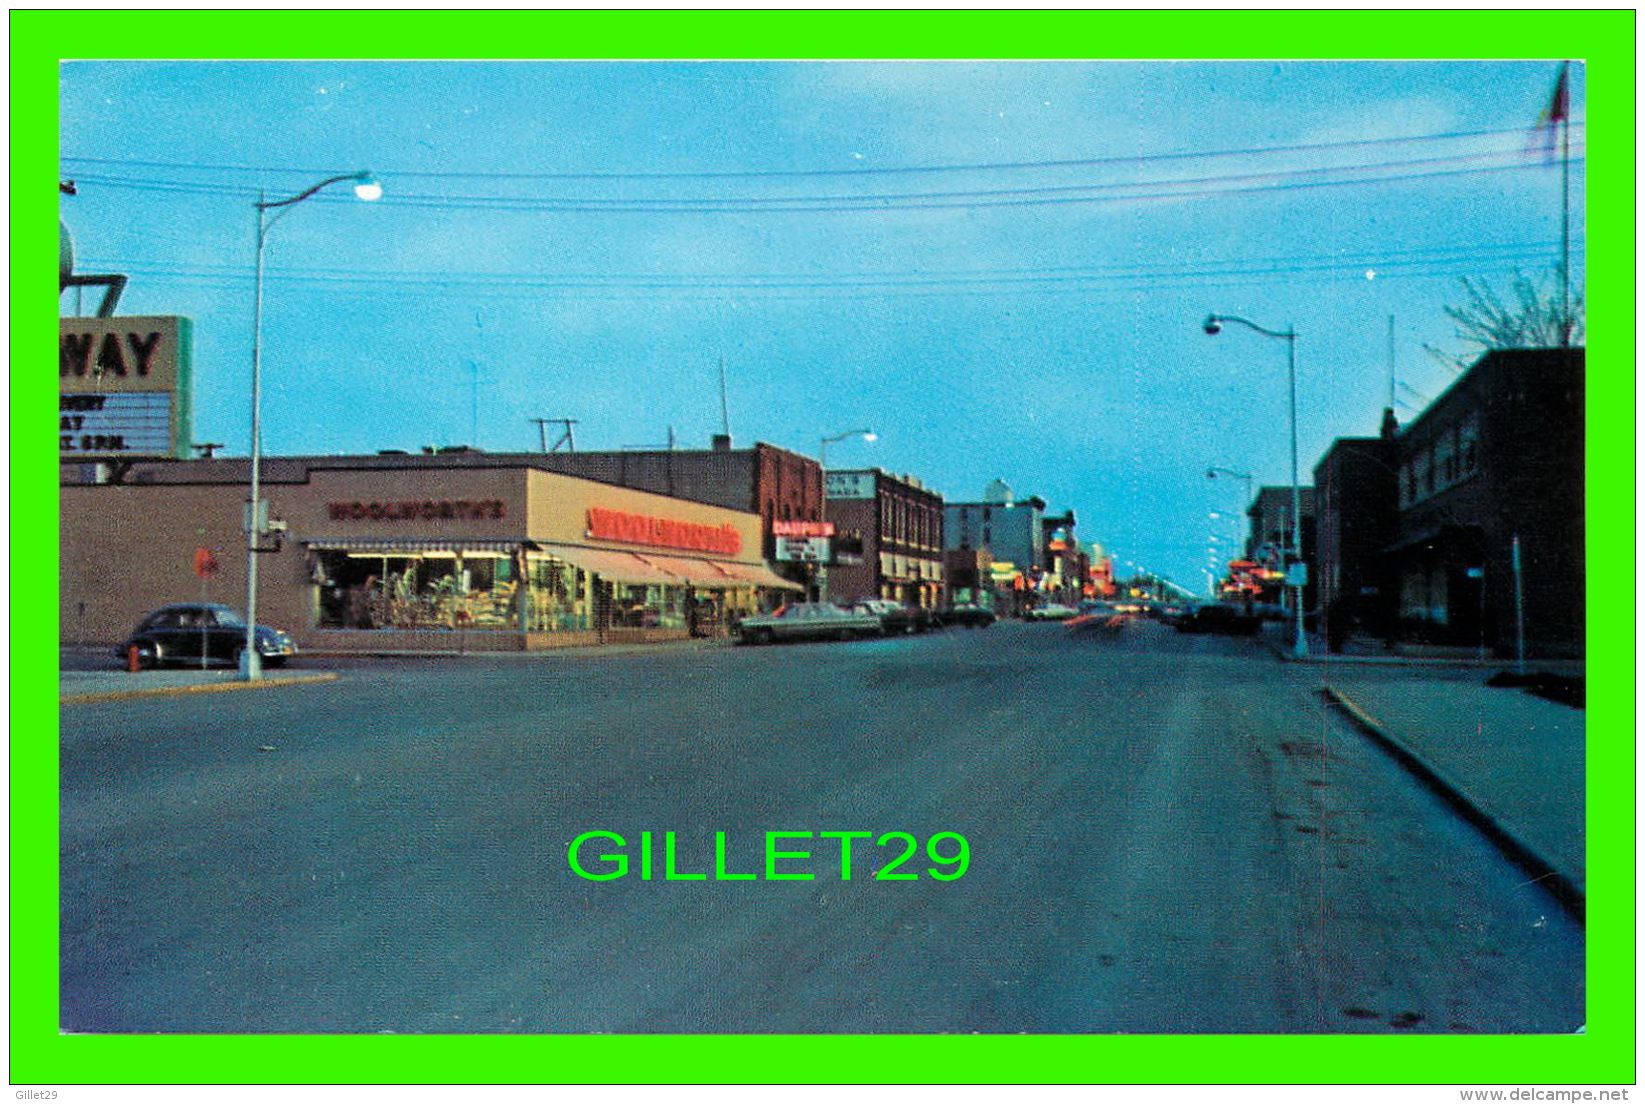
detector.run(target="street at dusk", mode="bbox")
[33,17,1630,1094]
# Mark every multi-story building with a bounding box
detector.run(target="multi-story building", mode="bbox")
[1309,347,1584,657]
[1312,411,1399,643]
[944,493,1045,583]
[1245,485,1317,612]
[1386,347,1584,657]
[823,469,946,609]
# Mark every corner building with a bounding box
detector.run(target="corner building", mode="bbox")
[61,454,798,652]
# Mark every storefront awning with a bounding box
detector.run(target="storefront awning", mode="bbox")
[305,538,533,555]
[711,561,806,591]
[641,555,739,586]
[1382,524,1487,556]
[641,555,806,590]
[537,546,804,590]
[533,545,683,585]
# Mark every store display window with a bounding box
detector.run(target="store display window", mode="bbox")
[525,555,592,633]
[313,548,520,631]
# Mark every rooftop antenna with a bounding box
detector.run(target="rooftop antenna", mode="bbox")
[467,311,485,447]
[529,417,578,453]
[717,355,732,437]
[621,425,677,451]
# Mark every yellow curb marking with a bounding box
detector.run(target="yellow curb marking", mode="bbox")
[60,672,340,706]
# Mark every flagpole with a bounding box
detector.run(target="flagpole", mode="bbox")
[1560,73,1571,348]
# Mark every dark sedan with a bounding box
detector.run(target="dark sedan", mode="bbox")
[1173,603,1262,636]
[117,603,298,669]
[938,603,996,629]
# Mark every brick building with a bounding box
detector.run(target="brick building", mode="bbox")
[822,469,946,609]
[1385,347,1584,657]
[1312,410,1400,642]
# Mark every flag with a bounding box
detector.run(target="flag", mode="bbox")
[193,546,220,579]
[1529,62,1570,161]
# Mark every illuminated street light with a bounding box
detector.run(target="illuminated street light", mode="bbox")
[1203,313,1307,659]
[820,427,877,472]
[242,172,380,680]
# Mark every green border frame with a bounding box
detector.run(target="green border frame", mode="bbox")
[16,10,1636,1086]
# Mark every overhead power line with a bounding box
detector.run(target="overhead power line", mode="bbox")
[59,123,1582,182]
[65,151,1587,215]
[78,239,1582,301]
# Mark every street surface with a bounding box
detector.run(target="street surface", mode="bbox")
[60,620,1584,1033]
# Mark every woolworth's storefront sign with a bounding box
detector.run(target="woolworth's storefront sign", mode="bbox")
[327,499,507,521]
[586,507,741,556]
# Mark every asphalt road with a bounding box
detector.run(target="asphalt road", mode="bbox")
[60,619,1584,1034]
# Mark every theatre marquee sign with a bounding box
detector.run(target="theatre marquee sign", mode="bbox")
[60,316,193,459]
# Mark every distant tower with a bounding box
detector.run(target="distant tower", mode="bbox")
[984,479,1014,505]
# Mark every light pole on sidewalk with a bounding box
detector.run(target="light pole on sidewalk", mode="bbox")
[243,171,381,680]
[1203,313,1307,659]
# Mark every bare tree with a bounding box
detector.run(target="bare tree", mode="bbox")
[1426,268,1584,371]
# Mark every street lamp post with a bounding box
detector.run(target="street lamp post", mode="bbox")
[1206,467,1255,518]
[817,428,876,602]
[242,171,380,680]
[1203,313,1307,659]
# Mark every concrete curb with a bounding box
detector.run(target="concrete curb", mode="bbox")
[60,672,340,706]
[1262,632,1502,668]
[1320,684,1584,924]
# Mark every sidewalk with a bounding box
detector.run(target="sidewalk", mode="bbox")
[58,636,735,703]
[60,666,339,705]
[1318,663,1585,907]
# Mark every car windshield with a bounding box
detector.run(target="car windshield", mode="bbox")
[212,609,248,628]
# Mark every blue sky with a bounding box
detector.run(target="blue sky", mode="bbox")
[59,59,1584,592]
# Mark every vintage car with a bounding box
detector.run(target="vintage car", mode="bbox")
[937,603,997,629]
[117,603,298,669]
[734,602,884,645]
[1173,603,1263,636]
[850,599,936,635]
[1024,603,1080,622]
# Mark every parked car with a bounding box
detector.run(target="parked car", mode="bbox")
[735,602,883,645]
[1173,603,1262,636]
[938,603,996,629]
[1024,603,1080,622]
[851,599,935,635]
[117,603,298,669]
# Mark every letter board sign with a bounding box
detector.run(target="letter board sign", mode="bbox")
[59,316,193,459]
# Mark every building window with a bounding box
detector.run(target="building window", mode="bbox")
[1434,430,1456,489]
[610,584,686,630]
[1459,413,1480,476]
[525,555,592,632]
[313,549,520,631]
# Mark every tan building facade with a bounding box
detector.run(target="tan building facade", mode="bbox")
[62,457,798,653]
